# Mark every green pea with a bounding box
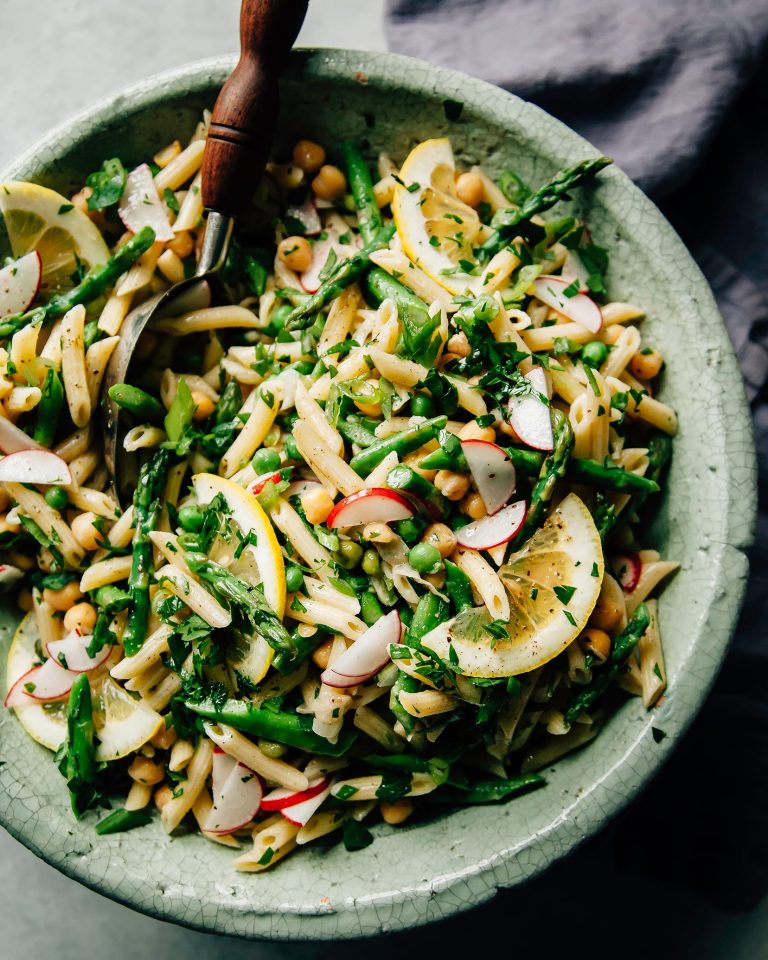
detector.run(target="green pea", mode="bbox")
[285,563,305,593]
[258,738,287,758]
[581,341,608,368]
[360,591,383,626]
[44,486,69,511]
[362,548,380,576]
[410,393,435,418]
[252,447,281,473]
[284,436,303,462]
[336,541,363,570]
[394,517,423,544]
[178,504,204,533]
[408,542,443,574]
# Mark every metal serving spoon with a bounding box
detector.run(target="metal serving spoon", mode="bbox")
[102,0,309,503]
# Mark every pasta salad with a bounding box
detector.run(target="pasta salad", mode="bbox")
[0,119,678,869]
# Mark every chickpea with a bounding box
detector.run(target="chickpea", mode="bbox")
[17,589,33,612]
[71,511,102,552]
[167,231,194,259]
[461,492,487,520]
[154,784,174,811]
[37,548,57,573]
[380,798,414,825]
[277,235,313,273]
[292,139,326,174]
[629,348,663,381]
[43,580,83,612]
[589,574,625,632]
[270,162,304,190]
[446,332,471,357]
[128,756,165,785]
[190,390,215,422]
[422,523,457,558]
[63,602,97,635]
[297,623,317,638]
[362,522,395,544]
[579,627,612,663]
[435,470,470,501]
[311,637,334,670]
[455,171,484,208]
[459,420,496,443]
[311,164,347,201]
[151,724,177,750]
[301,487,335,525]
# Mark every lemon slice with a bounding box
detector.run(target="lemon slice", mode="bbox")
[94,676,163,762]
[423,494,604,677]
[0,181,110,299]
[392,138,486,296]
[5,612,67,751]
[193,473,287,685]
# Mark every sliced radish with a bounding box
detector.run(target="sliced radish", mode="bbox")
[507,367,553,452]
[0,251,42,319]
[327,488,414,529]
[0,415,43,455]
[0,449,71,485]
[461,439,516,516]
[119,163,174,242]
[46,629,113,673]
[321,610,401,688]
[285,196,322,236]
[300,229,359,294]
[612,554,642,593]
[455,499,527,550]
[211,744,238,795]
[4,658,76,707]
[0,564,23,591]
[247,471,284,496]
[261,776,331,812]
[560,251,590,291]
[281,779,333,826]
[204,757,263,836]
[532,276,602,334]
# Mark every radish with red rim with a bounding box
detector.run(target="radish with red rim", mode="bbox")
[532,275,602,334]
[507,367,553,452]
[46,630,113,674]
[281,779,333,827]
[0,251,42,319]
[247,471,284,496]
[0,449,71,485]
[4,658,76,708]
[321,611,401,687]
[119,163,174,241]
[327,488,414,529]
[0,415,45,455]
[455,500,527,551]
[286,196,322,236]
[300,229,359,294]
[261,776,331,812]
[461,439,516,515]
[285,479,323,499]
[612,554,642,593]
[204,752,263,836]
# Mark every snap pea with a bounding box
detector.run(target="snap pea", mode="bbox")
[409,593,450,642]
[444,559,473,614]
[341,141,383,245]
[360,591,384,625]
[93,584,132,615]
[365,266,441,363]
[349,415,447,476]
[419,431,467,472]
[108,383,164,421]
[386,463,447,517]
[389,672,421,736]
[564,603,650,726]
[436,773,545,804]
[33,367,64,446]
[95,808,152,835]
[184,698,357,757]
[338,418,378,448]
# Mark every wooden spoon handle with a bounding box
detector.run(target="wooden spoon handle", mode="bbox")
[201,0,308,216]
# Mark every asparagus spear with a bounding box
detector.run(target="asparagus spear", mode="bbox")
[285,224,395,331]
[477,157,612,261]
[0,226,156,339]
[341,141,383,245]
[32,367,64,446]
[510,407,574,547]
[595,433,671,540]
[349,415,447,476]
[123,447,172,656]
[95,808,152,835]
[564,603,650,725]
[57,673,100,818]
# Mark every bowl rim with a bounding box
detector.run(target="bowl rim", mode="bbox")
[0,47,757,941]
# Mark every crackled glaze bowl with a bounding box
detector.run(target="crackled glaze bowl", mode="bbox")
[0,49,756,940]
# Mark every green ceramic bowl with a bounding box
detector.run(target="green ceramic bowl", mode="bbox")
[0,49,756,940]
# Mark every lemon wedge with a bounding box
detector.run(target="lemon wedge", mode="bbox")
[392,138,486,296]
[193,473,287,685]
[0,181,110,299]
[423,494,604,677]
[5,612,67,751]
[94,676,163,762]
